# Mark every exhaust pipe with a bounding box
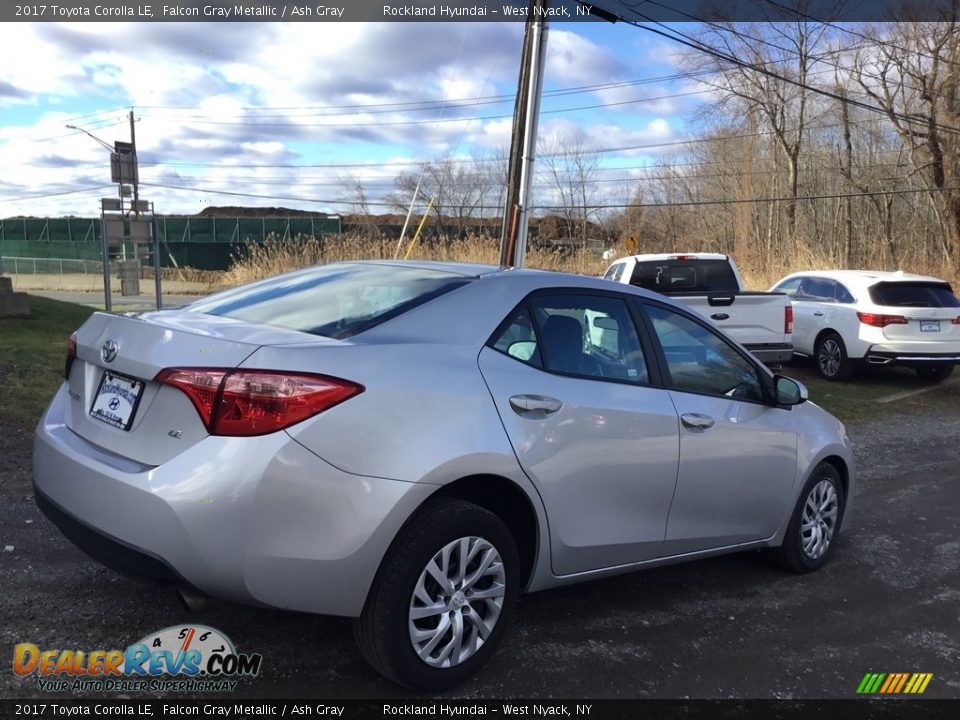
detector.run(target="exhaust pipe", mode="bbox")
[175,586,209,612]
[866,355,892,365]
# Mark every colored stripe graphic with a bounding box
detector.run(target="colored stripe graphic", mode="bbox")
[857,672,932,694]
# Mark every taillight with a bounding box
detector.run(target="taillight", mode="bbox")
[65,333,78,380]
[670,255,697,260]
[857,312,908,328]
[156,368,363,437]
[953,316,960,325]
[785,305,794,334]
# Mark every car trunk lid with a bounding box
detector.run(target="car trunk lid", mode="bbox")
[65,311,334,466]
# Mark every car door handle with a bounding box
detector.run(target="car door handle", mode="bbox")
[680,413,715,430]
[509,395,563,417]
[813,311,824,316]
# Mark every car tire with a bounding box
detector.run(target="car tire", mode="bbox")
[354,497,519,691]
[915,363,954,382]
[768,463,845,573]
[815,332,854,381]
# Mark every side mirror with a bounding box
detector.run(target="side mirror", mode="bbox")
[507,341,537,362]
[775,375,808,406]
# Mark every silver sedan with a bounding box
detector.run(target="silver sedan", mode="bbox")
[33,260,854,690]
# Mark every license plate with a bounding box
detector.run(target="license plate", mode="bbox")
[920,320,941,333]
[89,371,145,431]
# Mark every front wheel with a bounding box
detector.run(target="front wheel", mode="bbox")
[354,498,519,691]
[815,332,854,381]
[915,363,954,383]
[768,463,845,573]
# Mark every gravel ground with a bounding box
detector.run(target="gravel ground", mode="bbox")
[2,388,959,700]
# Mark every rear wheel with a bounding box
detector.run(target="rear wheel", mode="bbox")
[815,332,854,381]
[354,498,519,691]
[915,363,954,383]
[768,463,845,573]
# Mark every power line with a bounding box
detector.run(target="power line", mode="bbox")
[144,89,708,129]
[534,184,960,211]
[139,181,399,208]
[762,0,960,69]
[609,1,960,139]
[0,184,116,202]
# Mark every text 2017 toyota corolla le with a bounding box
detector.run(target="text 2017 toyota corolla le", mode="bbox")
[34,261,854,689]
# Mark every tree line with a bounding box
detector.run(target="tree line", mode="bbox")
[338,11,960,282]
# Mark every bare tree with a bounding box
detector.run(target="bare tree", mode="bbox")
[851,15,960,270]
[539,129,604,246]
[682,17,832,243]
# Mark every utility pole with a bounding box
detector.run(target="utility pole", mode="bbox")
[129,108,140,219]
[499,0,550,268]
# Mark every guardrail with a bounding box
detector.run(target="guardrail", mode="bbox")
[0,256,106,275]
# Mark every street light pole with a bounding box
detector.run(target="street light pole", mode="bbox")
[65,124,114,152]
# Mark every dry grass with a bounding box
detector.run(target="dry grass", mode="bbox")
[224,233,611,286]
[221,233,959,291]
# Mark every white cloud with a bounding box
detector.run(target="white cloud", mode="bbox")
[0,21,694,218]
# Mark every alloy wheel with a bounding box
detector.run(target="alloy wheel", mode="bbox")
[800,480,839,559]
[818,339,842,378]
[408,536,506,668]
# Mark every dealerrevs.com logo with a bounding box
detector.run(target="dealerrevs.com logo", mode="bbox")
[13,625,262,693]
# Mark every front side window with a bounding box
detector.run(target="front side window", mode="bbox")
[603,263,625,282]
[772,277,803,298]
[646,304,764,402]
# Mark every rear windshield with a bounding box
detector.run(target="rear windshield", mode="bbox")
[186,263,472,338]
[629,259,739,293]
[869,281,960,308]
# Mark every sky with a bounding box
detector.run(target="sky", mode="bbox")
[0,19,702,218]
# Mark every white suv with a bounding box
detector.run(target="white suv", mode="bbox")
[770,270,960,381]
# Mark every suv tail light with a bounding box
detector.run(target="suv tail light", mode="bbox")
[156,368,363,437]
[857,312,908,328]
[65,333,78,380]
[953,316,960,325]
[785,305,794,334]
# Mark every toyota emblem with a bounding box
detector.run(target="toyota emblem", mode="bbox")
[101,339,119,364]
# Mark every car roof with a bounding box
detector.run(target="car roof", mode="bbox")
[617,253,730,262]
[351,259,503,277]
[778,269,950,287]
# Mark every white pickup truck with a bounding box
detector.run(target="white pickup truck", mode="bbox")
[602,253,794,366]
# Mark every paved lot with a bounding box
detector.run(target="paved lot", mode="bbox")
[25,289,201,311]
[1,382,958,700]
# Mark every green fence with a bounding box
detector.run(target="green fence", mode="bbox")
[0,216,341,271]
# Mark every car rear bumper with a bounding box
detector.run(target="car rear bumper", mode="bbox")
[33,385,435,617]
[864,347,960,366]
[744,342,794,365]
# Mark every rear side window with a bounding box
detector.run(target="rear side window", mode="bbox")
[869,281,960,308]
[186,263,471,338]
[629,260,739,293]
[489,294,650,384]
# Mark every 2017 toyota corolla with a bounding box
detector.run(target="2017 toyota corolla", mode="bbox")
[34,260,854,689]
